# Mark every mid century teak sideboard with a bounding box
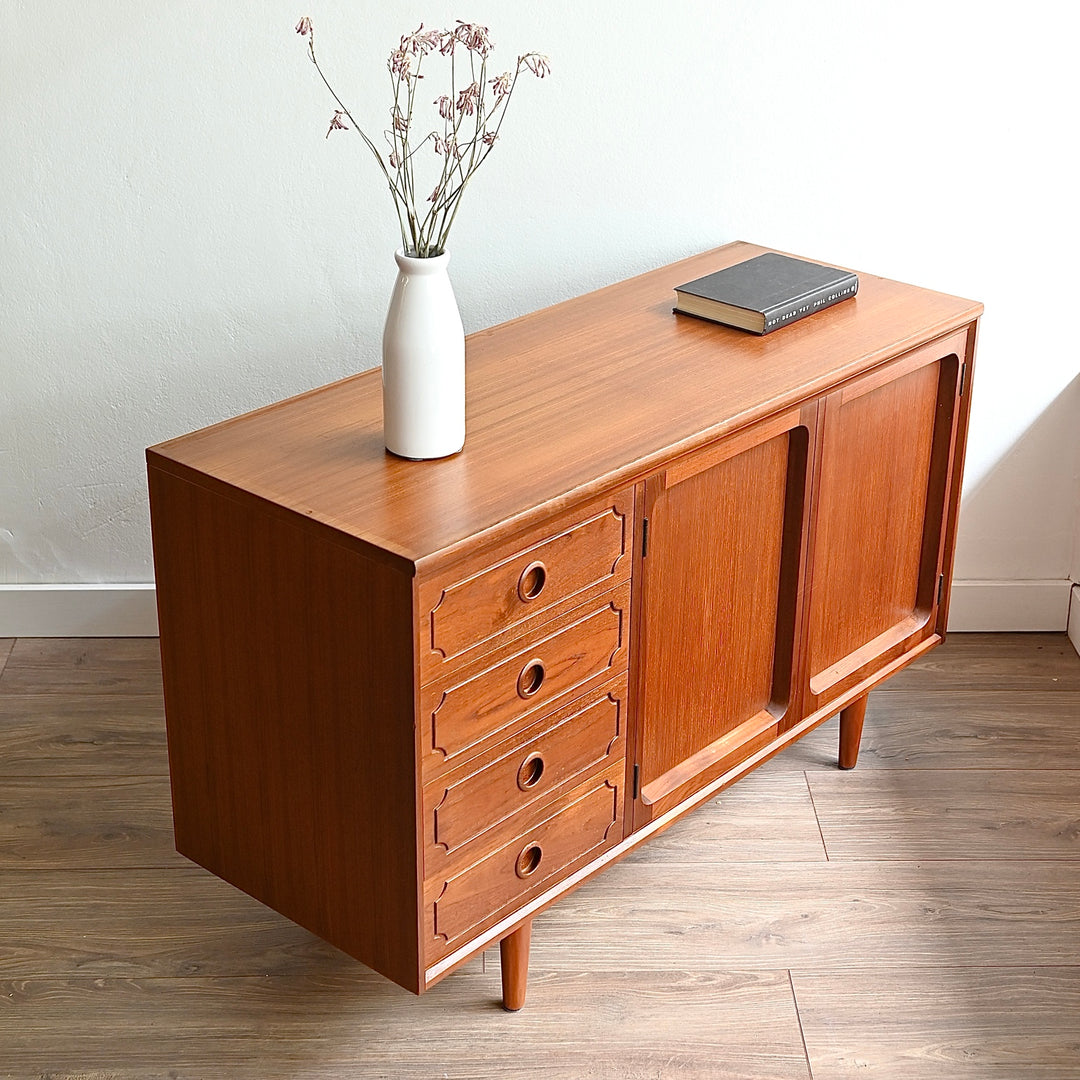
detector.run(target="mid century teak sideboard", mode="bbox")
[147,241,982,1010]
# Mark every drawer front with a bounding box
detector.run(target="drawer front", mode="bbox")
[421,584,630,767]
[428,767,623,952]
[425,678,626,859]
[418,491,633,682]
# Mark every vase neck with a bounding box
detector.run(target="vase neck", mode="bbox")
[395,249,450,273]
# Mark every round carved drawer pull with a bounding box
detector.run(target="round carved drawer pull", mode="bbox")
[517,561,548,602]
[516,751,545,791]
[516,658,546,699]
[515,842,543,879]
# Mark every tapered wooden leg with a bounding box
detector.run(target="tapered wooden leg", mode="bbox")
[499,920,532,1011]
[838,693,869,770]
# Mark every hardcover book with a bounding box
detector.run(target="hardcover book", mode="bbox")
[674,252,858,334]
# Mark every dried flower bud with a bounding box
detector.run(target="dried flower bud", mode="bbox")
[434,134,445,155]
[388,46,412,78]
[434,94,454,121]
[391,109,409,134]
[326,109,348,138]
[295,16,312,36]
[489,71,512,99]
[456,81,480,117]
[428,184,442,203]
[454,21,493,58]
[482,131,498,147]
[401,23,442,56]
[389,150,400,169]
[520,53,551,78]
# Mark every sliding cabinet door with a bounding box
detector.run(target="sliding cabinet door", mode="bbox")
[803,330,970,717]
[630,407,814,827]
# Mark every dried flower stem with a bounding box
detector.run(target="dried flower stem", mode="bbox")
[297,17,548,257]
[302,33,411,251]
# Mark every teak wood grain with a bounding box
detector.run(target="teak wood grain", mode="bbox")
[633,411,812,823]
[417,489,634,682]
[804,332,966,709]
[424,677,625,859]
[426,764,624,958]
[837,695,868,770]
[498,920,532,1011]
[146,242,980,573]
[420,585,629,769]
[809,365,940,679]
[146,243,982,1008]
[638,432,789,771]
[422,726,625,894]
[147,468,425,992]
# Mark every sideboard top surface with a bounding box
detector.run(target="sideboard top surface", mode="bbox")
[147,241,982,570]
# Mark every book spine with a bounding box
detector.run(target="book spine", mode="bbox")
[761,276,859,334]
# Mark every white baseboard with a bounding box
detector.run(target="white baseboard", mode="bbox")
[0,579,1073,640]
[947,579,1073,633]
[0,584,159,637]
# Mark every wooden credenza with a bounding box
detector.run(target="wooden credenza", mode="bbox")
[147,242,981,1009]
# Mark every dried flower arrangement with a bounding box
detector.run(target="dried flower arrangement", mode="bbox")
[296,17,549,258]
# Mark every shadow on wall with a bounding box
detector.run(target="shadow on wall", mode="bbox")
[951,371,1080,630]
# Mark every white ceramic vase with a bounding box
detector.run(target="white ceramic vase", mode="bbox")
[381,249,466,460]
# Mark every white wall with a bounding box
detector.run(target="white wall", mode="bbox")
[2,1,1078,631]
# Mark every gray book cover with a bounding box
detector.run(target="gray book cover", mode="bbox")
[675,253,858,334]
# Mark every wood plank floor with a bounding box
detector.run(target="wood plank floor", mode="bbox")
[1,633,1078,1079]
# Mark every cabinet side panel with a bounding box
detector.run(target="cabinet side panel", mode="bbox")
[148,467,421,992]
